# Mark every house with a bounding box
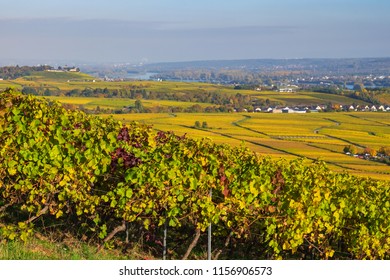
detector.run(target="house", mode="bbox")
[293,108,308,114]
[279,88,296,93]
[371,105,377,112]
[378,105,385,111]
[255,107,262,112]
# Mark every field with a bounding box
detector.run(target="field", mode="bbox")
[0,71,374,107]
[42,96,215,111]
[105,111,390,180]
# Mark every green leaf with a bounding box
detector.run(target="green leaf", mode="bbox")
[110,199,117,208]
[126,189,133,198]
[169,219,177,227]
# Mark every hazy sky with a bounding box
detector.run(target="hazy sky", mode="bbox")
[1,0,389,64]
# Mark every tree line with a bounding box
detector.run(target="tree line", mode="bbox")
[0,65,52,80]
[22,86,275,113]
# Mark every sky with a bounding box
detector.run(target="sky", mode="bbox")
[0,0,389,64]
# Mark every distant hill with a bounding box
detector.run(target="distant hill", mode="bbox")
[23,70,94,82]
[0,65,91,81]
[83,57,390,87]
[144,57,390,75]
[0,65,52,80]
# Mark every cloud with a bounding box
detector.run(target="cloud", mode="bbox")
[0,17,298,37]
[0,17,388,63]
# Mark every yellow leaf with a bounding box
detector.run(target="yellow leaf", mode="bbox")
[56,210,63,219]
[7,167,17,176]
[249,181,258,196]
[325,250,335,258]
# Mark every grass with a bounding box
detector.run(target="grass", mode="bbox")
[0,237,124,260]
[0,233,155,260]
[23,71,95,82]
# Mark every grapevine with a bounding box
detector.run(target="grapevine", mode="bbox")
[0,89,389,259]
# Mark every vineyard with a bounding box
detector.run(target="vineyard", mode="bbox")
[0,89,389,259]
[112,112,390,180]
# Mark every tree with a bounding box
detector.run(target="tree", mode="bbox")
[135,99,145,113]
[364,147,377,157]
[379,146,390,156]
[343,145,357,155]
[194,121,201,128]
[202,121,208,129]
[22,87,38,96]
[43,88,52,96]
[353,83,367,93]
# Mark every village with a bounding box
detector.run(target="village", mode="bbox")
[45,66,80,73]
[344,145,390,166]
[247,104,390,113]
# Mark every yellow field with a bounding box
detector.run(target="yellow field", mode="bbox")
[41,96,214,110]
[103,111,390,180]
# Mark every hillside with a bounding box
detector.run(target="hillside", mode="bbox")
[1,71,388,111]
[23,70,94,82]
[1,89,389,260]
